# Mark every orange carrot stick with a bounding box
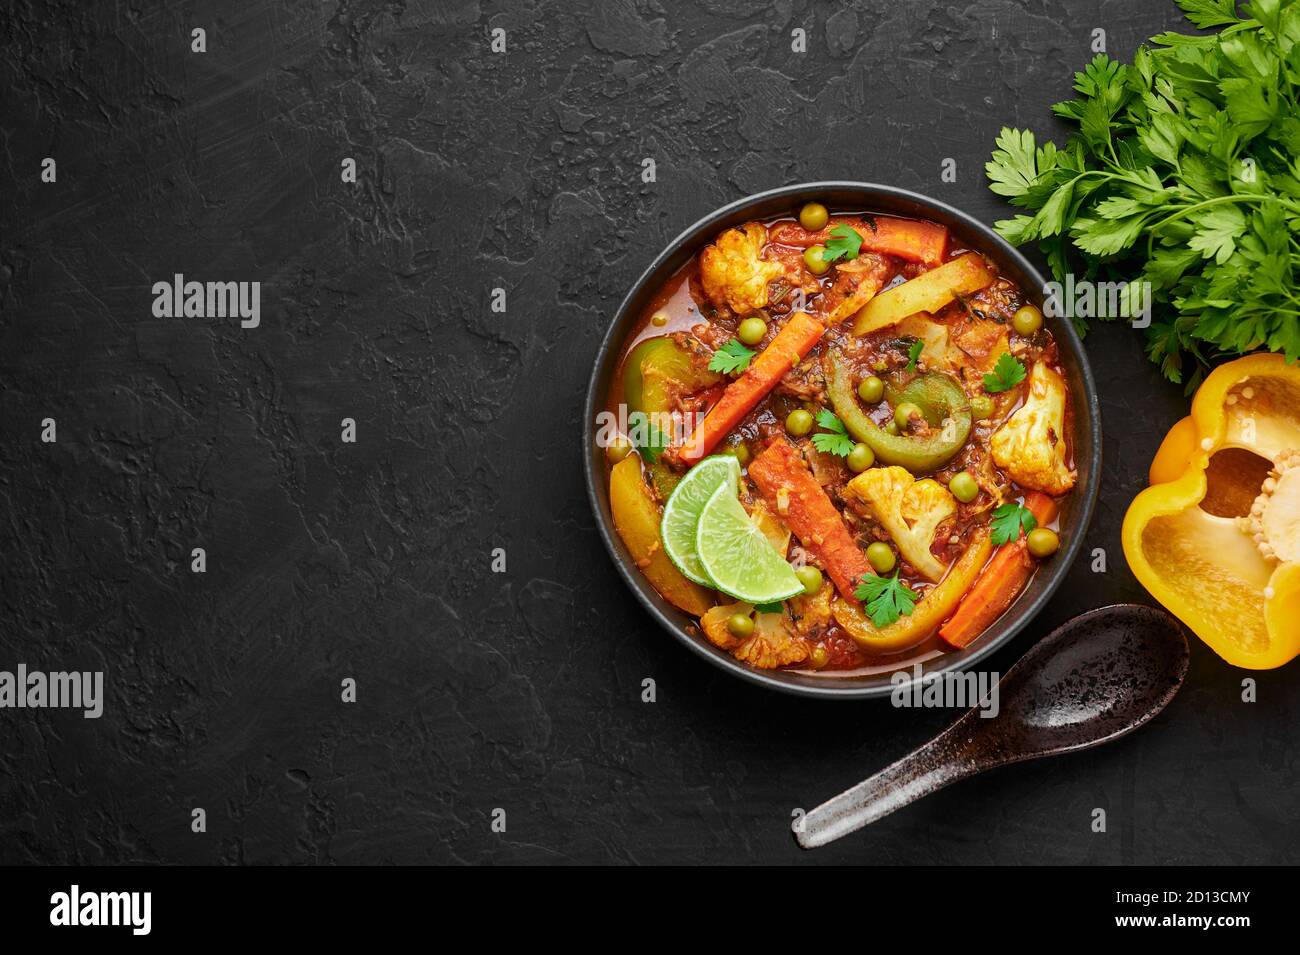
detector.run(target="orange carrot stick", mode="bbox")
[769,216,948,267]
[678,311,825,466]
[748,436,870,601]
[938,492,1060,649]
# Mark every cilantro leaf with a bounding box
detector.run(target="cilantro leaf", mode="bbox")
[822,223,862,263]
[853,572,919,627]
[708,339,755,375]
[810,409,855,456]
[990,502,1039,547]
[905,339,924,372]
[982,352,1027,393]
[753,601,783,614]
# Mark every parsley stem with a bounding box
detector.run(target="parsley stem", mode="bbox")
[1146,194,1300,233]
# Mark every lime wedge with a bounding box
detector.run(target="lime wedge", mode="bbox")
[661,455,741,585]
[696,482,804,604]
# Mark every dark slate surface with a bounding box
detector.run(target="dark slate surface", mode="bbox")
[1,0,1295,865]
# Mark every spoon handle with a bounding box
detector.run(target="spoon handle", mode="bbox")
[796,726,986,849]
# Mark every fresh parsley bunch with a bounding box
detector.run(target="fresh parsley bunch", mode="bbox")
[985,0,1300,389]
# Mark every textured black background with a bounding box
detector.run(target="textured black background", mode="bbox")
[1,0,1295,866]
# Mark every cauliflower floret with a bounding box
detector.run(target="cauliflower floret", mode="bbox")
[846,466,955,582]
[700,602,746,650]
[733,612,810,668]
[700,602,810,669]
[698,222,784,315]
[789,580,833,636]
[1240,449,1300,563]
[990,360,1075,495]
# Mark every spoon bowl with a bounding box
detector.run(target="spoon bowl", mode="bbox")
[796,604,1190,849]
[980,603,1190,760]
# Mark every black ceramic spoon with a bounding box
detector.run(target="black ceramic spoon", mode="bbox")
[796,604,1189,849]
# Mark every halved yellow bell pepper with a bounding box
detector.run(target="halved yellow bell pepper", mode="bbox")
[1122,353,1300,669]
[1148,415,1197,485]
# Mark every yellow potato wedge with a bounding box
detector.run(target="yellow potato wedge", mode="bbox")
[895,312,959,371]
[853,252,995,336]
[610,455,714,616]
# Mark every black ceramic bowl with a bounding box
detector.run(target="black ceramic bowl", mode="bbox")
[583,183,1101,699]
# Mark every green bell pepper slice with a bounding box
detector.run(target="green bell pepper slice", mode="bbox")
[623,336,721,498]
[825,349,971,473]
[624,336,719,415]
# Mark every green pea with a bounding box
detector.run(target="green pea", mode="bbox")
[737,316,768,346]
[786,409,814,437]
[606,435,633,463]
[727,613,755,638]
[650,311,669,327]
[857,375,884,404]
[846,443,875,473]
[795,565,824,595]
[885,419,901,436]
[1012,304,1043,336]
[728,442,751,466]
[1026,527,1060,558]
[894,401,922,431]
[949,471,979,503]
[809,645,829,669]
[799,202,829,232]
[970,395,994,420]
[866,542,896,575]
[803,245,832,276]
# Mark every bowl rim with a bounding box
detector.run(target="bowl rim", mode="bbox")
[582,181,1102,699]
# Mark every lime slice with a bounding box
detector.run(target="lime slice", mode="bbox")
[661,455,741,585]
[696,482,804,604]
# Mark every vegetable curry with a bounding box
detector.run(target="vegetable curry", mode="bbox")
[601,203,1076,673]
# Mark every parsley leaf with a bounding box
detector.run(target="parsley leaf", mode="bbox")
[982,352,1027,393]
[708,339,755,376]
[1186,204,1246,264]
[753,601,783,614]
[905,339,924,372]
[990,502,1038,547]
[1174,0,1240,30]
[986,127,1041,204]
[627,412,667,464]
[1071,213,1148,257]
[853,572,919,627]
[822,223,862,263]
[810,409,855,457]
[1222,77,1278,139]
